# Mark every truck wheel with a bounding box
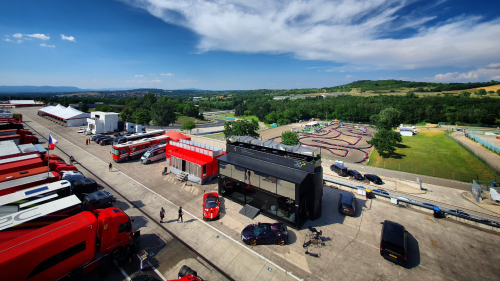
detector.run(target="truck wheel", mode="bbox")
[117,251,130,266]
[111,247,124,260]
[146,160,151,164]
[178,265,197,278]
[126,157,130,161]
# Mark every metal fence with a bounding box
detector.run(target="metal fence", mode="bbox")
[466,134,500,154]
[471,180,482,203]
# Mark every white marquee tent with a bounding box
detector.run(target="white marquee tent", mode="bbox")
[38,104,90,127]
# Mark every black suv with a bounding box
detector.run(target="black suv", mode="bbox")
[347,169,364,180]
[338,192,356,216]
[380,220,408,267]
[365,174,383,184]
[330,164,348,177]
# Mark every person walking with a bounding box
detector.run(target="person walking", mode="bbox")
[109,162,113,172]
[86,139,88,145]
[69,156,75,166]
[160,207,165,223]
[178,206,184,223]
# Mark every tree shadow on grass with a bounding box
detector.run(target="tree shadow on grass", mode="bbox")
[380,152,406,159]
[395,143,410,148]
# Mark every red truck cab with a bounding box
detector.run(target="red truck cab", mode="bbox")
[0,207,137,281]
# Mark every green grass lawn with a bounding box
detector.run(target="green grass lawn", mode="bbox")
[214,112,261,122]
[368,129,499,182]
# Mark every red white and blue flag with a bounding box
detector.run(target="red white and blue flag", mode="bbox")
[48,135,58,150]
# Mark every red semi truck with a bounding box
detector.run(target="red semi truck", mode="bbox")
[0,207,138,281]
[0,157,44,175]
[0,129,39,144]
[0,171,60,196]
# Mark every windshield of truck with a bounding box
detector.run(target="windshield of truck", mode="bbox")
[143,152,151,158]
[112,148,119,155]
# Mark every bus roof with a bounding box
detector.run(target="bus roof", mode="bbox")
[118,129,165,141]
[0,195,81,231]
[114,134,169,148]
[0,171,58,192]
[0,154,39,165]
[0,166,49,183]
[0,180,71,207]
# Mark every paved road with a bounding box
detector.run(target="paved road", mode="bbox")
[450,132,500,174]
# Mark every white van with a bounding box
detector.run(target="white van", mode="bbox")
[141,144,166,164]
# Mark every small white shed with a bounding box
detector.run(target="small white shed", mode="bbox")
[87,111,119,134]
[399,127,413,137]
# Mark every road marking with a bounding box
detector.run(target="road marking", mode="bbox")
[20,114,303,281]
[114,260,132,281]
[148,261,168,281]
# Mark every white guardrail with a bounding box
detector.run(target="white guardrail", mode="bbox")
[324,176,500,228]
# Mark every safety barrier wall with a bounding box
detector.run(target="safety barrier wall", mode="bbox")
[323,176,500,229]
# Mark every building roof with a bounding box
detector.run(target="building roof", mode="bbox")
[167,144,219,165]
[38,104,90,120]
[218,153,308,184]
[165,130,191,142]
[9,100,37,105]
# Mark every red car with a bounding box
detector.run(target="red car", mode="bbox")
[203,190,220,221]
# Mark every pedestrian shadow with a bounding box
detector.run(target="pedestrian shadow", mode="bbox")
[183,219,197,224]
[165,219,179,223]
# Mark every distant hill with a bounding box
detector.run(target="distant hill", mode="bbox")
[326,80,500,93]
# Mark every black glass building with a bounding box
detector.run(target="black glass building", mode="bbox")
[217,140,323,229]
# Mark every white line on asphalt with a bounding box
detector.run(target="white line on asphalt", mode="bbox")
[22,114,303,281]
[148,261,167,281]
[114,260,132,281]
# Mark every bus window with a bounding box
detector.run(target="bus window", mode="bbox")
[142,145,148,149]
[112,148,119,155]
[119,149,127,154]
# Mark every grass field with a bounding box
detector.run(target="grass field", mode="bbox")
[175,114,214,125]
[214,112,261,122]
[368,129,499,182]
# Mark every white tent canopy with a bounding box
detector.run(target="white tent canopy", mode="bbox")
[38,104,90,127]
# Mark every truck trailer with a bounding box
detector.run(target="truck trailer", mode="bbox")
[0,129,38,144]
[0,207,138,281]
[0,157,44,175]
[0,171,60,196]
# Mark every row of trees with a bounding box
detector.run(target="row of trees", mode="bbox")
[118,93,204,126]
[232,94,500,126]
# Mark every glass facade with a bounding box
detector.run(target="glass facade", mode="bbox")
[219,162,298,226]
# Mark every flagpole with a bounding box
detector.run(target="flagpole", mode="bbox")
[47,138,50,178]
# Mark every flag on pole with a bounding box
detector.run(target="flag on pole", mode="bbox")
[48,135,58,150]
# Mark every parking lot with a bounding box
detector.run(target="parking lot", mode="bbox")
[15,107,500,281]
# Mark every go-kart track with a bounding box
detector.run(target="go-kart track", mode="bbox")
[269,123,376,163]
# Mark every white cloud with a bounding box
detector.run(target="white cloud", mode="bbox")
[160,73,174,76]
[122,0,500,70]
[346,75,353,78]
[135,75,144,77]
[61,34,76,42]
[25,33,50,40]
[40,43,55,48]
[3,38,22,43]
[433,63,500,82]
[180,79,197,82]
[12,33,22,38]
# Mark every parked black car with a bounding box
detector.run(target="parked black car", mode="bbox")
[365,174,383,185]
[241,223,288,246]
[380,220,408,267]
[330,163,348,177]
[338,192,356,216]
[94,135,109,143]
[99,136,114,146]
[347,169,364,180]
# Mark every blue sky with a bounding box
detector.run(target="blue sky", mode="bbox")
[1,0,500,90]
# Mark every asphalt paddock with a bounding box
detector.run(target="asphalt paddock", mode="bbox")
[13,107,500,281]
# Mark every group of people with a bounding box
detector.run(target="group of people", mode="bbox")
[160,206,184,223]
[85,138,92,145]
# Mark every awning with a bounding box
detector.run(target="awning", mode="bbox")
[218,153,308,184]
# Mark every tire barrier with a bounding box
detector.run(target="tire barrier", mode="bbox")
[324,176,500,228]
